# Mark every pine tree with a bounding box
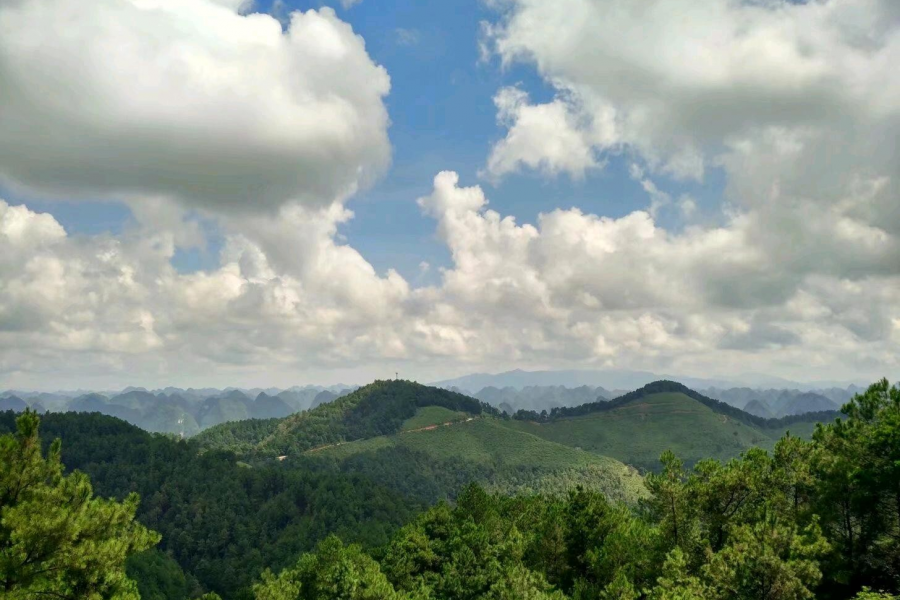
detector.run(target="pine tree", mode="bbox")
[0,410,159,599]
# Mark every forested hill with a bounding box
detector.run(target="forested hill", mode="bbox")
[506,380,841,471]
[196,379,499,456]
[514,379,840,429]
[0,410,422,600]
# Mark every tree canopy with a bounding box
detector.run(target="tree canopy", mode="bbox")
[0,410,158,600]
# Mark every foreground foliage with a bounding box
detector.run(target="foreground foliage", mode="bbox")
[0,411,158,599]
[255,379,900,600]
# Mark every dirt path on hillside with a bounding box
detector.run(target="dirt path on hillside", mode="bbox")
[299,416,477,456]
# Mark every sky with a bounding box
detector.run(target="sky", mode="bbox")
[0,0,898,390]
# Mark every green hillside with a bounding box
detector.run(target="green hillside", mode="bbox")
[194,380,498,457]
[304,409,647,504]
[506,382,837,471]
[194,382,645,504]
[400,405,469,430]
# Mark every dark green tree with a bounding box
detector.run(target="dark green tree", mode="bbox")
[0,410,159,599]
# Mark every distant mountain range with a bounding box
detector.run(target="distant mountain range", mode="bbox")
[0,385,357,436]
[432,368,868,394]
[446,381,852,420]
[1,370,862,436]
[195,379,840,476]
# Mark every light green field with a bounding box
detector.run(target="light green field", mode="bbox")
[401,406,468,431]
[502,392,775,471]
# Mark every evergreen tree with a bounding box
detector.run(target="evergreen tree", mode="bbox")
[0,410,159,600]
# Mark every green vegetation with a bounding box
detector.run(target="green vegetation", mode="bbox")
[0,410,421,600]
[193,416,282,455]
[126,550,199,600]
[506,391,770,470]
[5,378,900,600]
[308,416,646,504]
[400,406,468,430]
[507,383,837,471]
[196,380,499,457]
[0,410,158,599]
[255,379,900,600]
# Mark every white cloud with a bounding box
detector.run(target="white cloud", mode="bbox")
[485,0,900,186]
[2,0,900,388]
[412,172,900,380]
[3,160,900,388]
[0,0,390,213]
[484,87,611,180]
[0,198,416,387]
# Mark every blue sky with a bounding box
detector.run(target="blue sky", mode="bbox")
[1,0,896,389]
[1,0,724,282]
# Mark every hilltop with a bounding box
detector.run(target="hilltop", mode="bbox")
[196,379,647,504]
[195,379,839,475]
[196,380,500,456]
[505,380,839,471]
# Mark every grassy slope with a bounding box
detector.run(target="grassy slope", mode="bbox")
[401,406,469,430]
[255,380,496,456]
[503,392,776,471]
[308,411,647,504]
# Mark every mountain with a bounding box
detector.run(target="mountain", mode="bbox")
[108,390,163,412]
[244,380,500,456]
[250,392,295,419]
[433,369,735,393]
[306,412,646,504]
[703,385,858,412]
[141,401,200,437]
[777,392,838,417]
[310,389,338,409]
[68,390,201,436]
[275,388,318,411]
[0,395,27,412]
[69,392,110,412]
[70,392,144,423]
[195,380,648,504]
[504,381,839,471]
[196,392,251,429]
[473,384,611,414]
[435,368,867,395]
[742,398,774,419]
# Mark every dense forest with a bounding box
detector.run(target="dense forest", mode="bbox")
[2,379,899,599]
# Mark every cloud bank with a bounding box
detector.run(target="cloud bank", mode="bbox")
[1,0,899,388]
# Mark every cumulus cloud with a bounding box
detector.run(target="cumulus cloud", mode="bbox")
[0,0,391,213]
[484,87,611,180]
[485,0,900,185]
[413,171,900,379]
[3,160,900,388]
[2,0,900,388]
[0,198,416,387]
